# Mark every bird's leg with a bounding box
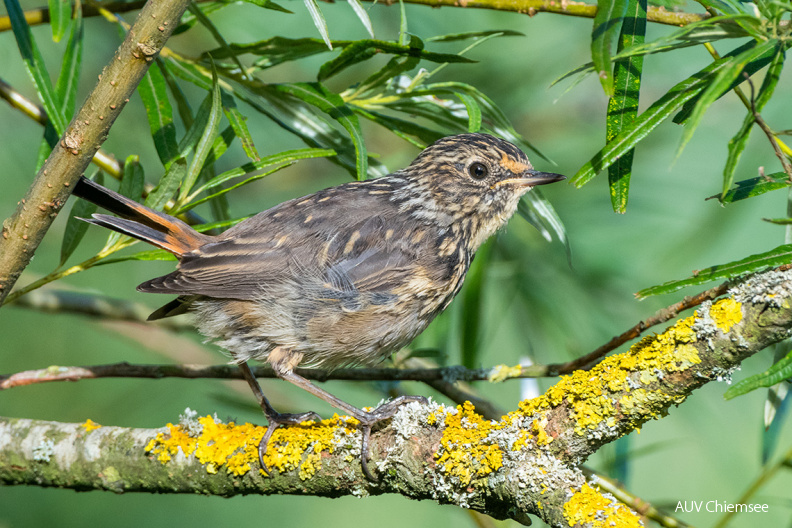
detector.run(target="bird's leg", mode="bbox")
[236,361,321,474]
[276,368,428,481]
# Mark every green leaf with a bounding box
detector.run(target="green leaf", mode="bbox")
[606,0,646,213]
[317,38,474,81]
[673,39,778,124]
[160,59,195,130]
[677,39,779,158]
[221,91,260,161]
[459,240,492,369]
[456,92,482,133]
[721,46,785,198]
[764,218,792,225]
[188,3,247,80]
[178,163,294,212]
[4,0,67,134]
[346,0,373,37]
[517,189,570,256]
[205,37,335,67]
[353,107,444,147]
[352,40,421,96]
[232,0,291,12]
[426,30,524,42]
[591,0,629,96]
[48,0,71,42]
[714,171,790,203]
[119,155,145,202]
[184,148,336,202]
[636,242,792,299]
[54,0,83,120]
[272,82,368,179]
[304,0,332,49]
[61,170,100,265]
[97,248,178,266]
[178,60,223,205]
[145,157,187,211]
[724,350,792,399]
[138,63,180,170]
[571,41,760,187]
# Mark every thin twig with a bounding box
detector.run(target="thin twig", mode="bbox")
[742,71,792,180]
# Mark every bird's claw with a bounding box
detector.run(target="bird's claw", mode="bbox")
[257,410,322,475]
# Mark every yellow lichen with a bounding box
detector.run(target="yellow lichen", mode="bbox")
[505,314,703,437]
[488,364,523,382]
[434,402,503,486]
[710,298,742,333]
[145,415,356,480]
[81,419,102,432]
[563,483,642,528]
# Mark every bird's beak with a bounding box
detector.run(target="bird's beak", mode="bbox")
[496,170,565,189]
[521,170,566,186]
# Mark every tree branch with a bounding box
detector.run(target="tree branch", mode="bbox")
[4,267,792,526]
[0,0,708,35]
[0,0,192,303]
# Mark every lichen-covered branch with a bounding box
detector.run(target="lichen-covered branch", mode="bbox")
[4,269,792,527]
[0,0,191,303]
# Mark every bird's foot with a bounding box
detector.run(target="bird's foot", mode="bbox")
[356,395,429,482]
[257,410,322,475]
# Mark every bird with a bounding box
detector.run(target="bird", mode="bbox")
[71,133,564,479]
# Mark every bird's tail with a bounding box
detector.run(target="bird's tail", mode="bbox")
[72,176,211,257]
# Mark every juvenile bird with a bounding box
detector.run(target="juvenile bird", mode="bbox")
[71,133,564,479]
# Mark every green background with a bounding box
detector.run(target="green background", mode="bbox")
[1,0,791,526]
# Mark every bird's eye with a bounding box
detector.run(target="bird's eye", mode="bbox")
[468,162,488,180]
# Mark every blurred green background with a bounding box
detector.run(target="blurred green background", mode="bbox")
[2,0,792,526]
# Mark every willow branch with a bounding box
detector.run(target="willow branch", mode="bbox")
[0,0,708,35]
[0,0,192,303]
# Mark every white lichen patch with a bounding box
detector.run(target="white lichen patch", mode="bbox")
[33,439,55,462]
[731,269,792,307]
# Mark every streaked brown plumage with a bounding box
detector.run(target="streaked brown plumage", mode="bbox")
[72,133,564,479]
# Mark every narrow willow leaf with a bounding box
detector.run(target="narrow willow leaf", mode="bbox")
[764,218,792,225]
[179,163,294,212]
[398,0,408,45]
[572,41,759,187]
[724,350,792,399]
[61,171,99,265]
[145,157,187,211]
[97,249,178,266]
[606,0,646,213]
[48,0,71,42]
[636,243,792,299]
[673,40,778,124]
[173,1,228,36]
[54,0,83,120]
[721,46,785,198]
[4,0,67,134]
[179,61,223,205]
[178,94,213,158]
[456,92,482,133]
[317,39,474,81]
[138,63,180,169]
[714,171,790,203]
[517,189,570,259]
[160,59,195,130]
[234,0,292,13]
[426,30,524,42]
[591,0,629,96]
[347,0,374,37]
[187,148,336,200]
[353,107,444,147]
[677,39,779,158]
[459,240,492,369]
[188,3,247,77]
[205,37,334,67]
[273,82,368,179]
[119,155,145,201]
[221,91,260,161]
[304,0,332,49]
